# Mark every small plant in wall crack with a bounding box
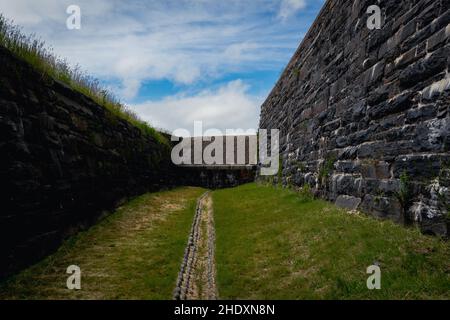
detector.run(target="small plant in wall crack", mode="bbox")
[318,155,336,187]
[292,67,301,80]
[277,154,283,186]
[394,171,413,225]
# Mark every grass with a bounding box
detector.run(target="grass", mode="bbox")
[0,187,205,300]
[2,183,448,300]
[0,14,167,146]
[213,183,450,299]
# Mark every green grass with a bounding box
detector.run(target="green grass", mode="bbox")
[0,14,167,146]
[0,187,205,300]
[213,183,450,300]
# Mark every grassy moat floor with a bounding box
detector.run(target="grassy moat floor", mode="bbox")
[214,183,449,299]
[0,183,448,300]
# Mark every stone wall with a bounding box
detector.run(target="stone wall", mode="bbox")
[0,47,179,278]
[174,135,257,189]
[259,0,450,235]
[179,166,256,189]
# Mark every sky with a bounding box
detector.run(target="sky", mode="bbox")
[0,0,325,135]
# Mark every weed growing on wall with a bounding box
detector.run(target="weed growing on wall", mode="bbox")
[318,155,336,184]
[395,171,412,224]
[277,154,283,185]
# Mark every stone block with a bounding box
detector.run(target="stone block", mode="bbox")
[335,195,361,211]
[368,91,412,119]
[426,24,450,51]
[399,49,448,88]
[364,60,385,87]
[360,194,403,222]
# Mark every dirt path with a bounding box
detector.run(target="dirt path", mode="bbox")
[173,192,218,300]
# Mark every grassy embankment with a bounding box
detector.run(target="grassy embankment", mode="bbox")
[213,183,450,299]
[0,187,205,299]
[0,14,167,145]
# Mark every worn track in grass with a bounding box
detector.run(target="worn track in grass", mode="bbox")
[174,192,218,300]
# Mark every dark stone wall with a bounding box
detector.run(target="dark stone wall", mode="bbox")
[0,47,179,278]
[259,0,450,235]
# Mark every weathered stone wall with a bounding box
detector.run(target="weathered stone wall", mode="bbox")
[0,47,180,277]
[259,0,450,235]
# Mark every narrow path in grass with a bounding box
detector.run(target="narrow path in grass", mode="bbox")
[174,192,218,300]
[0,187,205,300]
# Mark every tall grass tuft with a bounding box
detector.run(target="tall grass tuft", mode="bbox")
[0,14,168,145]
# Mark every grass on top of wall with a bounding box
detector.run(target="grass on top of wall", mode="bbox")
[213,183,450,300]
[0,14,168,146]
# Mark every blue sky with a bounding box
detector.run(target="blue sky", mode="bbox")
[0,0,325,134]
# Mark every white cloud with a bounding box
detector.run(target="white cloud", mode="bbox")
[132,80,261,135]
[0,0,306,99]
[278,0,307,20]
[0,0,318,131]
